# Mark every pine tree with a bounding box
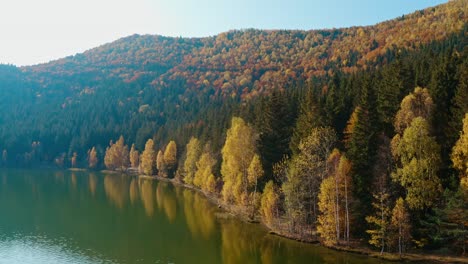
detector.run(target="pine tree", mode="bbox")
[257,90,292,179]
[290,86,324,154]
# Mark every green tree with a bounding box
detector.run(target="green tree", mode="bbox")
[140,139,155,175]
[392,117,441,210]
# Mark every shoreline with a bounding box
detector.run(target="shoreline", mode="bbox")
[109,170,467,264]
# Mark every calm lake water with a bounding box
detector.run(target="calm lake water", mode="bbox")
[0,169,396,264]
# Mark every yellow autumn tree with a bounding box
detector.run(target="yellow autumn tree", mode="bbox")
[247,154,264,217]
[394,87,434,134]
[164,140,178,177]
[452,113,468,182]
[183,137,202,185]
[317,149,353,246]
[193,147,217,193]
[390,197,411,255]
[104,135,130,171]
[260,180,280,228]
[221,117,257,206]
[129,144,139,169]
[87,147,98,169]
[157,150,167,177]
[140,139,155,175]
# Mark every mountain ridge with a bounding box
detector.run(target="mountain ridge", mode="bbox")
[21,0,466,99]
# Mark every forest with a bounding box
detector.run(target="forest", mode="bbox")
[0,0,466,257]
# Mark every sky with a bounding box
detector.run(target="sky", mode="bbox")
[0,0,448,66]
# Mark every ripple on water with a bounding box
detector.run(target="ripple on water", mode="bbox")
[0,233,116,264]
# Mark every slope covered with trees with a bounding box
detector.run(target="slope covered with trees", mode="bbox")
[0,0,467,258]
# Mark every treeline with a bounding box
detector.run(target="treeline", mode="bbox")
[71,31,468,256]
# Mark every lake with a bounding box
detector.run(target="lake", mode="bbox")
[0,169,397,263]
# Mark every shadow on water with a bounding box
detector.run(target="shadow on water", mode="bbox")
[0,169,399,264]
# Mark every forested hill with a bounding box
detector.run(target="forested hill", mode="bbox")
[0,0,466,165]
[1,0,468,258]
[25,0,465,98]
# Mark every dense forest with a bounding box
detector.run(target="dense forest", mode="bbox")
[0,0,467,257]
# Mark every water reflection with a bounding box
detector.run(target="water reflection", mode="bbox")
[88,173,97,196]
[103,174,129,209]
[182,189,216,239]
[129,178,139,204]
[138,179,154,217]
[0,169,396,264]
[156,181,177,223]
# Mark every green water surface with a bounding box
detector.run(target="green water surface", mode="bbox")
[0,169,397,264]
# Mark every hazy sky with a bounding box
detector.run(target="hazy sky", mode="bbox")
[0,0,447,66]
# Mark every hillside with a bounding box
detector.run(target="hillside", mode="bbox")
[0,0,466,164]
[24,0,465,99]
[1,0,468,257]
